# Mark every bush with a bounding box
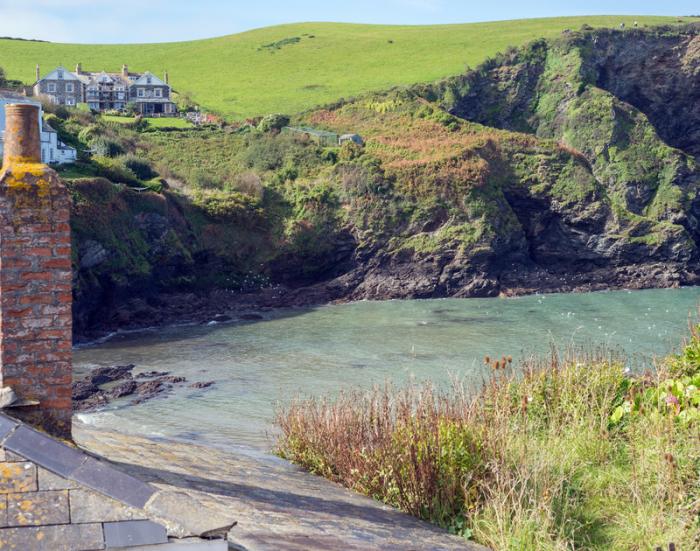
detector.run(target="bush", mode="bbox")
[92,156,139,185]
[90,137,125,158]
[121,154,157,180]
[257,113,290,133]
[338,141,363,161]
[231,172,264,200]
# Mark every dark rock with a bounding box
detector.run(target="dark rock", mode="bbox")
[107,380,139,399]
[90,364,135,385]
[137,371,170,379]
[239,313,263,321]
[72,365,189,412]
[189,381,215,389]
[73,380,100,401]
[79,240,108,269]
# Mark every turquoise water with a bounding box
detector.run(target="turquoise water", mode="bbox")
[74,287,700,451]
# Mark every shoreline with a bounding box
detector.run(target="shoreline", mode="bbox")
[73,267,697,346]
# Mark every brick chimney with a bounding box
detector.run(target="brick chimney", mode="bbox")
[122,64,129,77]
[0,104,73,438]
[35,64,40,83]
[75,62,82,74]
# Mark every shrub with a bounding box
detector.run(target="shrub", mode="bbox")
[121,154,157,180]
[92,156,139,185]
[90,137,125,158]
[338,141,363,161]
[231,172,264,200]
[257,113,290,133]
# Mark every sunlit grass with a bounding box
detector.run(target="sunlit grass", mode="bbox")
[1,16,696,118]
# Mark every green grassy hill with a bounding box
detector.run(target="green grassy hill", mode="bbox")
[1,16,695,118]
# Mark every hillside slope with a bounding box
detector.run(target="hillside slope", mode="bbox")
[1,16,696,118]
[59,24,700,336]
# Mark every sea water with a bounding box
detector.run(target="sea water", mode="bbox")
[74,287,700,451]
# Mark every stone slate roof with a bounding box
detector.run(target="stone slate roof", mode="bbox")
[0,412,231,550]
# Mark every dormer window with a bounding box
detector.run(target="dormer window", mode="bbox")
[57,71,63,79]
[147,77,152,84]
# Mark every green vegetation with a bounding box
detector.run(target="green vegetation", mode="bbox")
[100,115,194,129]
[276,332,700,549]
[1,17,695,118]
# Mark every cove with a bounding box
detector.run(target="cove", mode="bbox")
[74,287,700,451]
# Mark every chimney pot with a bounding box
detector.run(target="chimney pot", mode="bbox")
[122,64,128,77]
[2,104,42,166]
[75,62,82,74]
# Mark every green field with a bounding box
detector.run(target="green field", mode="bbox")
[1,16,695,119]
[100,114,194,129]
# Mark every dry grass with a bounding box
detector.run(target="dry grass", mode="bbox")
[276,341,700,550]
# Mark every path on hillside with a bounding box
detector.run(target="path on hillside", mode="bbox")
[74,422,485,551]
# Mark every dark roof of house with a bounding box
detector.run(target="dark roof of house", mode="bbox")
[0,412,234,547]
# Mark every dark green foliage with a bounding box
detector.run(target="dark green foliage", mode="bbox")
[258,113,290,133]
[121,154,157,180]
[259,36,301,52]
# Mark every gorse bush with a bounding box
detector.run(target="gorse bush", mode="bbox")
[276,337,700,550]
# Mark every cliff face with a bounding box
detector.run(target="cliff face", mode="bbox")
[437,25,700,246]
[282,25,699,302]
[69,25,700,335]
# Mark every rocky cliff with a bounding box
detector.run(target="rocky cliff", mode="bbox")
[67,24,700,337]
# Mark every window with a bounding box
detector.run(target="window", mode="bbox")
[66,98,75,106]
[117,92,124,99]
[154,88,162,98]
[47,82,56,93]
[57,71,64,79]
[137,88,145,97]
[66,83,74,93]
[146,77,152,84]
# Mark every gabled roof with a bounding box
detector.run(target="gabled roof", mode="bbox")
[40,66,81,82]
[132,71,167,86]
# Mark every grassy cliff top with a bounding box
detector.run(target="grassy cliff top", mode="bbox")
[2,16,697,118]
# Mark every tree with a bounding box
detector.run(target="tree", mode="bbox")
[257,113,290,133]
[0,66,6,88]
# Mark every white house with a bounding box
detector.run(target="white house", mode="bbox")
[0,92,77,165]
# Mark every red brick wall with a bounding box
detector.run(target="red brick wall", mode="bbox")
[0,105,72,438]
